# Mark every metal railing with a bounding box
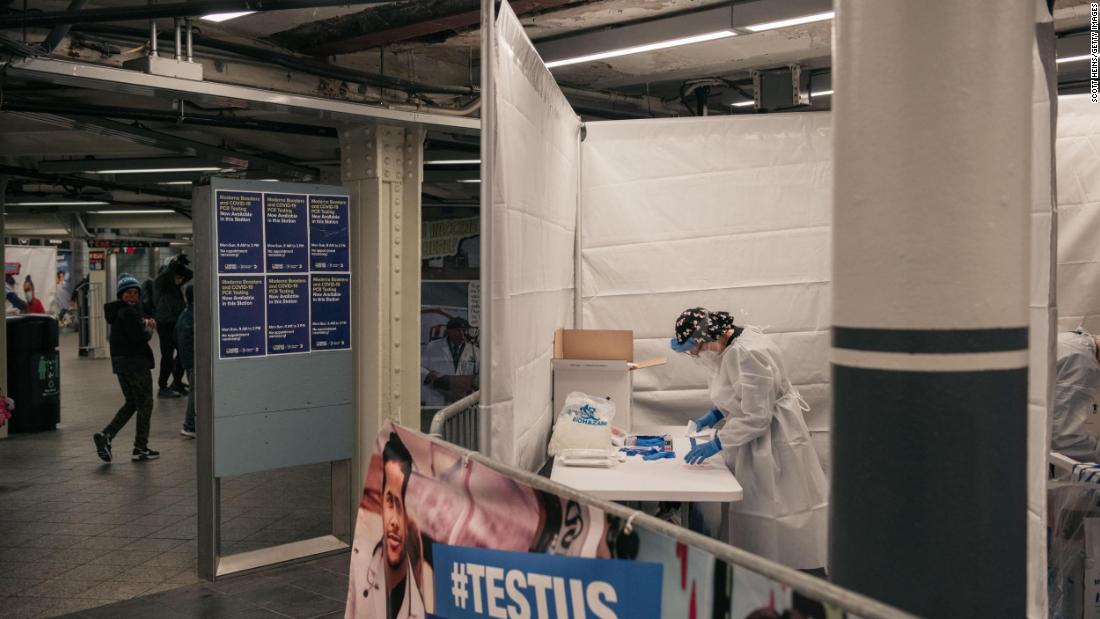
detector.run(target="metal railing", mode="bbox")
[429,390,480,450]
[419,430,916,619]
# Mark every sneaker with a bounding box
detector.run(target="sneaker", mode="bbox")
[93,432,112,463]
[180,428,196,438]
[171,383,190,395]
[157,388,181,399]
[132,447,160,461]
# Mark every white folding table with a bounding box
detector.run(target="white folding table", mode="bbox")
[550,425,743,503]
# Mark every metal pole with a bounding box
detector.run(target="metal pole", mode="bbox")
[173,17,181,62]
[185,17,193,63]
[194,186,218,580]
[424,433,917,619]
[478,0,494,460]
[149,19,157,57]
[830,1,1032,617]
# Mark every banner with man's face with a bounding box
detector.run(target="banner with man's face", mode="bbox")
[346,422,857,619]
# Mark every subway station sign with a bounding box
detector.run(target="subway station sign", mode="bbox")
[215,189,351,359]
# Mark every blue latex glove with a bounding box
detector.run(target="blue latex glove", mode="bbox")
[642,450,676,461]
[694,408,725,431]
[684,437,722,464]
[620,447,659,457]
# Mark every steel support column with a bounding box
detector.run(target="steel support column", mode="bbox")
[0,178,7,441]
[341,124,424,484]
[831,1,1033,616]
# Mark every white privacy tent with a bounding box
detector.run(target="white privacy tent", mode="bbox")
[480,0,581,472]
[480,2,1055,612]
[1056,95,1100,334]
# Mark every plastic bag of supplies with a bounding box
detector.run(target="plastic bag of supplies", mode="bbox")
[547,392,616,457]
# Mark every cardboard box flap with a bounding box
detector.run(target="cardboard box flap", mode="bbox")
[554,328,633,362]
[629,357,667,370]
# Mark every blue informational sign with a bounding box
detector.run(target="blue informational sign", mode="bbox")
[216,191,264,274]
[309,195,350,272]
[218,276,266,359]
[310,274,351,351]
[264,193,309,273]
[266,275,310,355]
[433,545,662,619]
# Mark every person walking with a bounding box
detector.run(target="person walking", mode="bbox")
[177,285,196,438]
[93,273,159,462]
[153,254,192,398]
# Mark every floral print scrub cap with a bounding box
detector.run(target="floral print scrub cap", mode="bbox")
[671,307,735,352]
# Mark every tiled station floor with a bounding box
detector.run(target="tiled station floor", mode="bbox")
[0,334,335,618]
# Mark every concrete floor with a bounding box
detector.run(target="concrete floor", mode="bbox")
[0,333,335,618]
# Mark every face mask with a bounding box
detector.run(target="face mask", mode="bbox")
[696,350,721,372]
[25,293,33,302]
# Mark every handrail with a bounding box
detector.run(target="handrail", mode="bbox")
[418,430,919,619]
[1050,451,1079,474]
[429,390,480,437]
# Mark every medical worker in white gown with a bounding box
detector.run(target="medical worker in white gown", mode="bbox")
[671,307,828,571]
[1052,330,1100,462]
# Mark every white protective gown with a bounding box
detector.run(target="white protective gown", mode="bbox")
[1052,331,1100,462]
[420,338,479,407]
[710,327,828,569]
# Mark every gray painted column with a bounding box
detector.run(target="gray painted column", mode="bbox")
[831,2,1032,616]
[70,215,87,296]
[340,124,424,485]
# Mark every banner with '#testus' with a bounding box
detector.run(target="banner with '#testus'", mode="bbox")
[433,545,660,619]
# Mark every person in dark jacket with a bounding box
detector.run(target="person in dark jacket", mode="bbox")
[153,254,192,398]
[93,273,159,462]
[140,278,156,320]
[177,285,196,438]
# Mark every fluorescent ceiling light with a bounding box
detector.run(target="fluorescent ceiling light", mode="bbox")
[8,200,109,206]
[730,89,834,108]
[90,167,224,174]
[456,179,481,184]
[744,11,834,32]
[200,11,256,23]
[159,181,194,186]
[1057,54,1092,64]
[545,30,736,69]
[89,210,176,215]
[426,159,481,165]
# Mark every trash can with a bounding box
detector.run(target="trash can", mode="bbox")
[6,314,60,433]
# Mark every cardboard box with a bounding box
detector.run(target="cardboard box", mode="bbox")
[552,329,665,432]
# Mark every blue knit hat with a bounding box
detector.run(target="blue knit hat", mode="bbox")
[116,273,141,299]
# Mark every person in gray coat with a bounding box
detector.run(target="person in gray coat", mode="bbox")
[153,254,192,398]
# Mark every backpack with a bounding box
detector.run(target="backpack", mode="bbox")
[141,279,156,317]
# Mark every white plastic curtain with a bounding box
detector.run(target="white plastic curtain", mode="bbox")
[482,0,581,471]
[1028,17,1057,617]
[579,114,834,469]
[1056,95,1100,334]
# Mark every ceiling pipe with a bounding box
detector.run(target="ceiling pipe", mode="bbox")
[387,97,481,117]
[0,164,189,201]
[41,0,89,53]
[0,1,391,29]
[0,99,340,137]
[70,24,478,96]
